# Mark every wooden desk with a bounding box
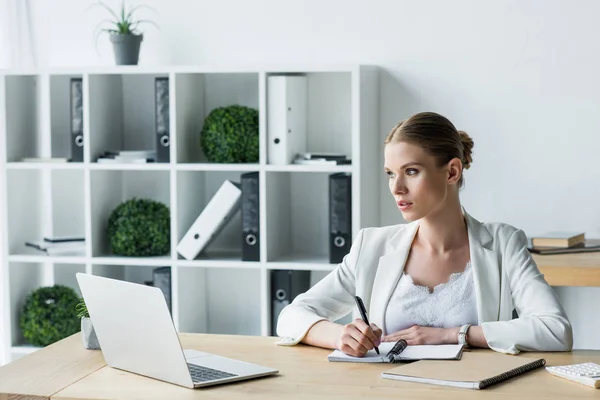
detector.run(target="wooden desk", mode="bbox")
[1,333,600,400]
[533,253,600,287]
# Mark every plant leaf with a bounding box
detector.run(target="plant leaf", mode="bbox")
[126,4,158,21]
[130,19,161,31]
[87,1,120,23]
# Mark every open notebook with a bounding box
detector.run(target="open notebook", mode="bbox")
[381,351,546,389]
[327,339,464,363]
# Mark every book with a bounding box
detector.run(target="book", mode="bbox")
[21,157,69,163]
[327,339,464,363]
[381,351,546,390]
[529,239,600,255]
[531,231,585,248]
[25,240,86,256]
[43,236,85,243]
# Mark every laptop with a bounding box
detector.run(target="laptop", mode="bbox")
[75,273,278,388]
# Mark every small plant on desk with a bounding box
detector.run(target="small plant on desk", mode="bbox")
[76,297,101,350]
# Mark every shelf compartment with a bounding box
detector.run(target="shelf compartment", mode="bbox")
[176,170,252,261]
[265,71,352,166]
[8,262,51,349]
[89,170,171,258]
[6,169,86,257]
[177,268,261,336]
[50,74,84,162]
[266,171,346,264]
[88,73,171,164]
[4,75,42,162]
[174,72,260,164]
[54,263,86,294]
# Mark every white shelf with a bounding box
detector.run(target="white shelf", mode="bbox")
[6,162,84,170]
[177,260,261,269]
[264,164,353,173]
[0,65,380,366]
[88,163,172,171]
[8,254,87,264]
[176,163,260,172]
[266,254,336,271]
[91,255,173,266]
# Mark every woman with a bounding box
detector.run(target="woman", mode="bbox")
[276,111,573,356]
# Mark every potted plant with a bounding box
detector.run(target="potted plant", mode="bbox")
[76,297,101,350]
[91,0,159,65]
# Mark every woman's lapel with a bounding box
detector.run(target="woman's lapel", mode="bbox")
[464,211,501,324]
[369,221,419,334]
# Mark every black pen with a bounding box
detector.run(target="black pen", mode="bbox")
[354,296,379,355]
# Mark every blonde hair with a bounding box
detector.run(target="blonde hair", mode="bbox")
[384,112,474,188]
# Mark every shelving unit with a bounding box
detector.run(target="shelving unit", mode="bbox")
[0,65,380,365]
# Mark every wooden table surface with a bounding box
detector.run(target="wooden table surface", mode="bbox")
[1,332,600,400]
[533,252,600,286]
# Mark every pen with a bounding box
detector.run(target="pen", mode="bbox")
[354,295,379,355]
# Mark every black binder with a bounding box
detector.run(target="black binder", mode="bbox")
[70,78,83,162]
[329,173,352,263]
[155,77,170,163]
[270,270,311,336]
[241,172,260,261]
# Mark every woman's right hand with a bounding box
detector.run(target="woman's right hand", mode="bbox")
[336,318,382,357]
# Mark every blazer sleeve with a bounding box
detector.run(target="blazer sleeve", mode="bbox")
[481,229,573,354]
[275,229,365,345]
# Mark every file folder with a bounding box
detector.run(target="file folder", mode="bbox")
[176,180,242,260]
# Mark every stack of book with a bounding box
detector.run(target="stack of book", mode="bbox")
[528,232,600,255]
[96,150,156,164]
[25,237,86,256]
[292,152,351,166]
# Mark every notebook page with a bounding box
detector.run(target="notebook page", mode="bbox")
[328,342,396,363]
[398,344,464,360]
[328,343,463,363]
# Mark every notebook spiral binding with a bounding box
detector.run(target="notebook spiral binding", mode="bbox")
[479,358,546,389]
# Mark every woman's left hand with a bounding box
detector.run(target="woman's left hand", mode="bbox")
[381,325,458,345]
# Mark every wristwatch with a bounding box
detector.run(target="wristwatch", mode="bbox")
[458,324,472,346]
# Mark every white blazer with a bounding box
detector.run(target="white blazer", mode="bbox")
[276,210,573,354]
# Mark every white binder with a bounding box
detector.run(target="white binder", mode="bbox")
[267,75,308,165]
[176,180,242,260]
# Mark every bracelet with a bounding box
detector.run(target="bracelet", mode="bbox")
[458,324,472,346]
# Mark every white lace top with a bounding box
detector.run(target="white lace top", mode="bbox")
[384,261,478,333]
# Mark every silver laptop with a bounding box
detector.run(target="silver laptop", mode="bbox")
[76,273,278,388]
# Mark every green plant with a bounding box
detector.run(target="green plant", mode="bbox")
[91,0,159,39]
[20,285,81,347]
[200,105,259,163]
[75,297,89,319]
[107,197,170,256]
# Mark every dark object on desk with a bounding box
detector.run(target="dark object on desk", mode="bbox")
[354,295,379,355]
[529,239,600,255]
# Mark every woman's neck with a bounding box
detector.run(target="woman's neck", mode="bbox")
[415,199,468,255]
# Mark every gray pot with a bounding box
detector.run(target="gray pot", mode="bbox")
[109,33,143,65]
[81,317,101,350]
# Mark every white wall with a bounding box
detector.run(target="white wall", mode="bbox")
[28,0,600,349]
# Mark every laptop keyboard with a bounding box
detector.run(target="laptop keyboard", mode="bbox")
[187,363,238,383]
